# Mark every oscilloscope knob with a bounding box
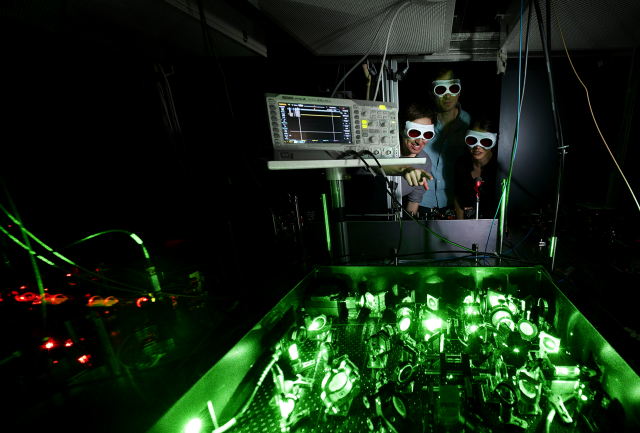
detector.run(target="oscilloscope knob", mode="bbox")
[381,136,388,143]
[380,121,387,127]
[368,136,376,143]
[373,150,380,155]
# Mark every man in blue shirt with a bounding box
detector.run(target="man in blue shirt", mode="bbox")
[418,68,472,214]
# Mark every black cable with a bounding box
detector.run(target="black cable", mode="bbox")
[362,150,403,265]
[532,0,566,273]
[505,228,522,261]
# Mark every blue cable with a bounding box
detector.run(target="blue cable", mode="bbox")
[503,226,535,256]
[485,0,524,263]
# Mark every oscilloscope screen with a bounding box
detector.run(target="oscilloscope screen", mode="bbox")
[278,103,352,144]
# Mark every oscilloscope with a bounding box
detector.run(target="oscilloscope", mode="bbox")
[266,94,400,161]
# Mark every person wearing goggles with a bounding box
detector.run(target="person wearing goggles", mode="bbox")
[417,67,472,214]
[355,103,435,214]
[453,116,498,220]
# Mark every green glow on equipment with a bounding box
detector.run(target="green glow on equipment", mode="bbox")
[185,418,201,433]
[130,233,144,245]
[397,307,413,332]
[469,325,478,333]
[514,348,520,353]
[309,315,326,331]
[549,236,557,257]
[539,332,561,354]
[425,318,442,332]
[289,344,299,360]
[321,194,331,253]
[581,395,588,401]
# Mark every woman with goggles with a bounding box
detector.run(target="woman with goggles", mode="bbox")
[354,103,435,215]
[453,116,498,220]
[398,103,436,215]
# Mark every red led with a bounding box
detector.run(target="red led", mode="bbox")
[78,354,91,364]
[45,342,54,349]
[136,297,149,308]
[20,286,26,289]
[66,274,71,277]
[53,360,58,364]
[65,339,73,347]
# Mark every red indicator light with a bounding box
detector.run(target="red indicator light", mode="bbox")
[136,297,149,308]
[53,360,58,364]
[45,342,54,349]
[65,339,73,347]
[20,286,26,289]
[66,274,71,277]
[78,354,91,364]
[80,338,84,341]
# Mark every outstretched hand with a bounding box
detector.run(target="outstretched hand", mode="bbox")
[402,167,433,190]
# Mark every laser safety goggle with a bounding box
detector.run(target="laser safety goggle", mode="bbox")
[432,79,461,97]
[405,121,435,140]
[465,130,497,149]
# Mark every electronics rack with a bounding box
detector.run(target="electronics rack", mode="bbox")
[266,94,400,161]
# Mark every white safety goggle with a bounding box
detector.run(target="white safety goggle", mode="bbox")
[465,130,497,149]
[432,79,461,97]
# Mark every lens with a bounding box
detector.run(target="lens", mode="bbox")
[519,322,534,336]
[543,337,557,351]
[399,317,411,332]
[424,131,434,139]
[449,84,460,94]
[434,85,446,95]
[480,138,493,147]
[466,136,478,145]
[408,129,421,138]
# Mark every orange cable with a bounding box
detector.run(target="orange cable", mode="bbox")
[550,0,639,212]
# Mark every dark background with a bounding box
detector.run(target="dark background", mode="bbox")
[1,3,638,432]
